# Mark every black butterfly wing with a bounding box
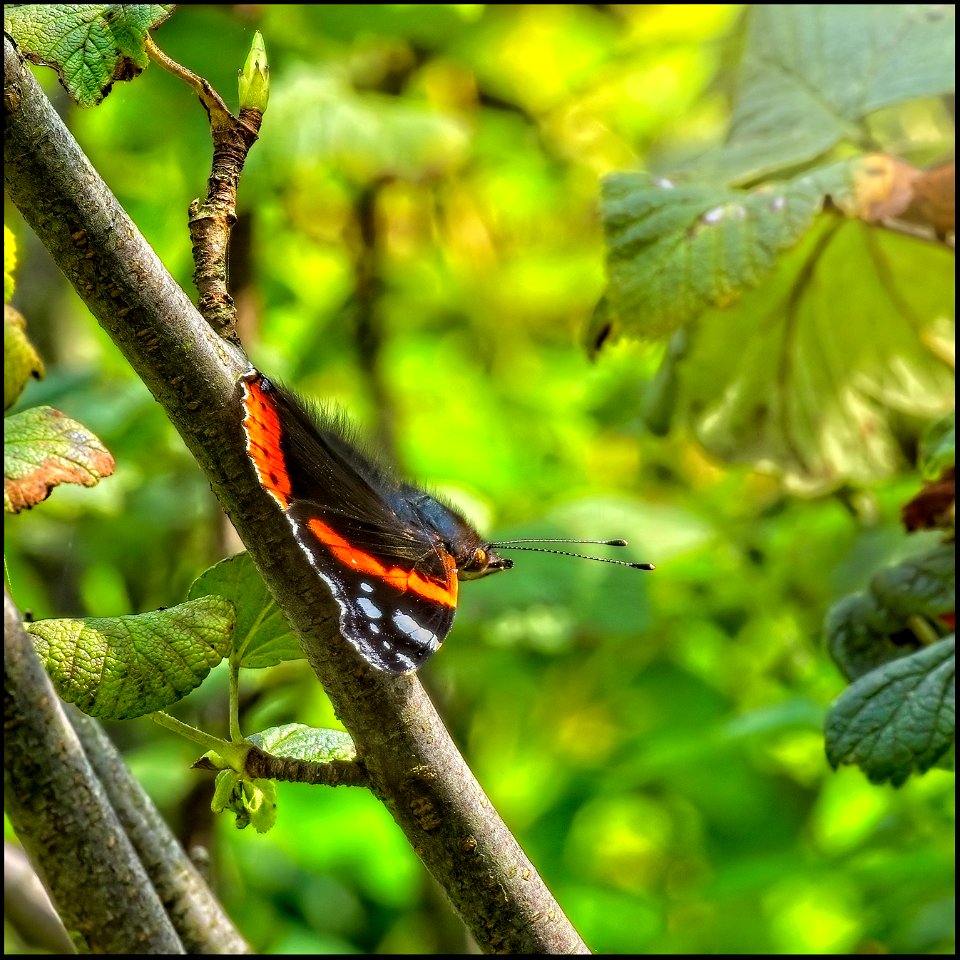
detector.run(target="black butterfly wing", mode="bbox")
[285,501,457,673]
[241,370,459,672]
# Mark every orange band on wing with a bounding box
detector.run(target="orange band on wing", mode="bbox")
[306,517,458,607]
[241,374,292,509]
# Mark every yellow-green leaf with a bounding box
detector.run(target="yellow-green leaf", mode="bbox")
[212,770,278,833]
[677,218,954,491]
[26,597,236,720]
[248,723,357,763]
[4,225,17,302]
[4,304,45,411]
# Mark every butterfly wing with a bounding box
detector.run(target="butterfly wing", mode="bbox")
[240,370,459,672]
[285,501,457,672]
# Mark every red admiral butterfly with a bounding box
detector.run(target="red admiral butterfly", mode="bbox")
[240,369,653,674]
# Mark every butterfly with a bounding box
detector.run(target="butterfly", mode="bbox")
[240,369,653,673]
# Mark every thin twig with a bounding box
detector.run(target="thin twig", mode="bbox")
[145,34,264,341]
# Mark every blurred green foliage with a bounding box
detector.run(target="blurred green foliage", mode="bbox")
[4,4,954,955]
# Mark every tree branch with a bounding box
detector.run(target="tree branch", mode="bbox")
[243,747,371,787]
[4,589,185,953]
[4,36,589,954]
[68,710,250,953]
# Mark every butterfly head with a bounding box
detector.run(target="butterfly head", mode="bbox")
[458,544,514,581]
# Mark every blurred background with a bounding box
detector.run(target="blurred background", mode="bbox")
[5,4,954,954]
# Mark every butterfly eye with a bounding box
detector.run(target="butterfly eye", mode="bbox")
[459,544,512,580]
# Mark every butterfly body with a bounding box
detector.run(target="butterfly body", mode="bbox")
[240,370,511,673]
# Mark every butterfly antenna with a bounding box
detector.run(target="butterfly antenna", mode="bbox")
[490,538,655,571]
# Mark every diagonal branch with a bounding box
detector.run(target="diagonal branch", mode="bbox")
[4,37,589,954]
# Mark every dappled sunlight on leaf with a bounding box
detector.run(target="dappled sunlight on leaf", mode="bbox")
[25,597,235,720]
[706,5,955,183]
[678,219,953,491]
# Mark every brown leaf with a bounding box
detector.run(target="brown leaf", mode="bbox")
[852,155,955,237]
[4,406,115,513]
[902,162,955,238]
[901,465,956,533]
[852,154,923,223]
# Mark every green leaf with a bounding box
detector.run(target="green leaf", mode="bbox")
[709,5,956,183]
[4,405,114,512]
[825,636,955,786]
[243,778,278,833]
[188,552,302,668]
[594,160,856,344]
[212,770,278,833]
[919,412,955,480]
[4,3,176,107]
[212,769,243,812]
[248,723,357,764]
[675,218,954,491]
[826,543,954,682]
[826,594,917,684]
[25,597,235,720]
[4,305,45,411]
[869,542,955,622]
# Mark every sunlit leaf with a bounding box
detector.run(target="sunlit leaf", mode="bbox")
[248,723,357,763]
[4,3,176,107]
[593,160,856,345]
[4,405,114,512]
[825,636,955,786]
[709,4,956,183]
[677,218,954,491]
[188,552,302,668]
[4,224,17,303]
[26,597,235,720]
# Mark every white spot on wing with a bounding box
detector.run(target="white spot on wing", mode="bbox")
[358,597,382,620]
[392,611,440,651]
[285,515,425,671]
